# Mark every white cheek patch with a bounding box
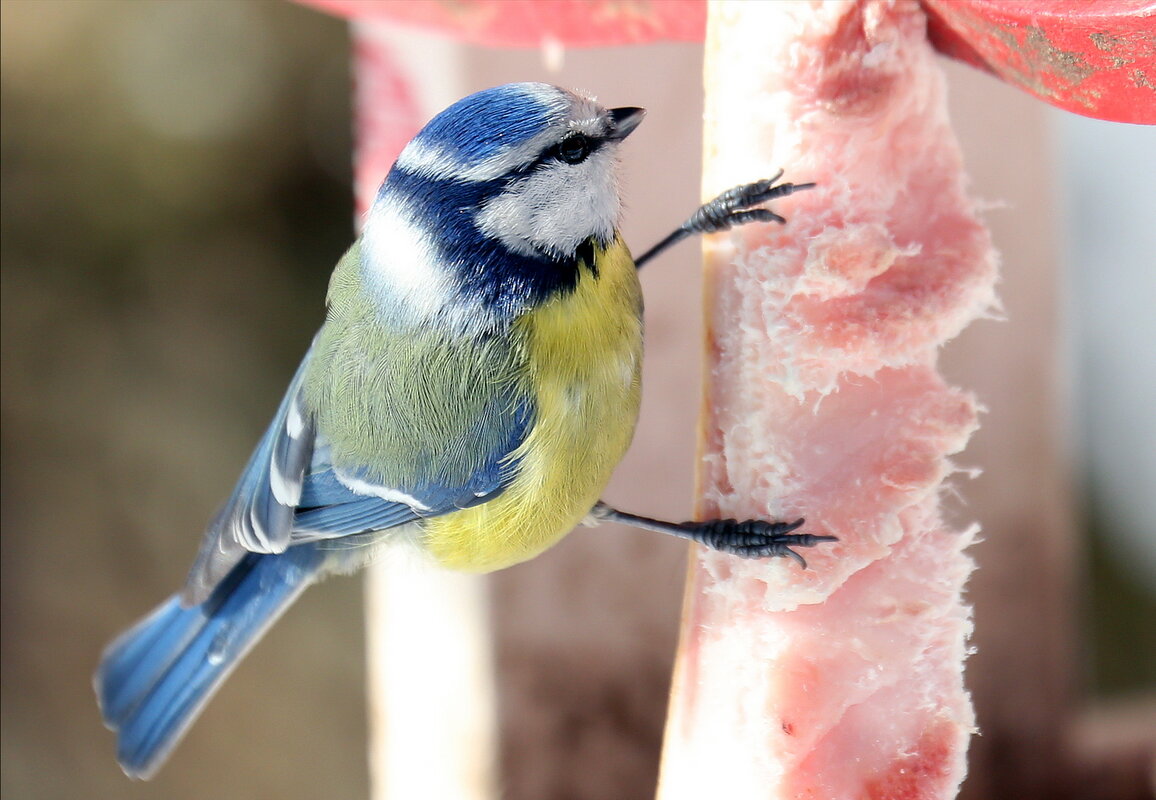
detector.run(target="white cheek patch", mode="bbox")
[474,147,621,260]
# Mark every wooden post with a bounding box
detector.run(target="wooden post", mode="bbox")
[351,20,498,800]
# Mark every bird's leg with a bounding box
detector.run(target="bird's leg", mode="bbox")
[633,170,816,269]
[588,502,836,569]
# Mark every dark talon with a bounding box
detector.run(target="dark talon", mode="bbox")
[782,548,808,569]
[633,171,817,269]
[729,208,787,228]
[683,173,810,236]
[592,504,836,568]
[674,516,835,567]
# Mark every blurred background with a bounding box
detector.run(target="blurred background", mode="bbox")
[1,2,1152,799]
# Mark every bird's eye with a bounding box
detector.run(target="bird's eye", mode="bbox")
[556,134,591,165]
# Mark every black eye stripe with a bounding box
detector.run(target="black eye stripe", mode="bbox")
[504,133,606,180]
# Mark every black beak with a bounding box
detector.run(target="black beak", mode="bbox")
[607,107,646,140]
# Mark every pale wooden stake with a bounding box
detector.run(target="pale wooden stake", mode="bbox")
[351,20,497,800]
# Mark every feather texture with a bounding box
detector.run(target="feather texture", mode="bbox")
[97,546,326,779]
[423,237,642,570]
[182,355,316,603]
[96,82,647,779]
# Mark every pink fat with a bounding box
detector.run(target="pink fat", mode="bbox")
[659,2,995,798]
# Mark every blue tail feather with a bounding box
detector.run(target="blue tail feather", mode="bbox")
[95,545,326,779]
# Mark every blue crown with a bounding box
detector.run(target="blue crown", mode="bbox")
[412,83,568,169]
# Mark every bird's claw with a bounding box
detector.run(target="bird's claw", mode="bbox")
[683,517,837,568]
[684,171,816,236]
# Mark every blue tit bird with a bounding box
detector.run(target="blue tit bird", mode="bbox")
[95,82,832,779]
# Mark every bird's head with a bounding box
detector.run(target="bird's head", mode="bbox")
[362,83,645,329]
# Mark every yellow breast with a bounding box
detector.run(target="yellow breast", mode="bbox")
[423,237,643,572]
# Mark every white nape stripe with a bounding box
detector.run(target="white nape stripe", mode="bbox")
[361,204,491,332]
[361,205,447,318]
[335,470,432,512]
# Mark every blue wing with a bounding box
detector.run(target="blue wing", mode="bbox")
[99,340,530,774]
[181,351,319,604]
[182,340,532,605]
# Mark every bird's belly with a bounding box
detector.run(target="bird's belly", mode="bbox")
[423,238,643,572]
